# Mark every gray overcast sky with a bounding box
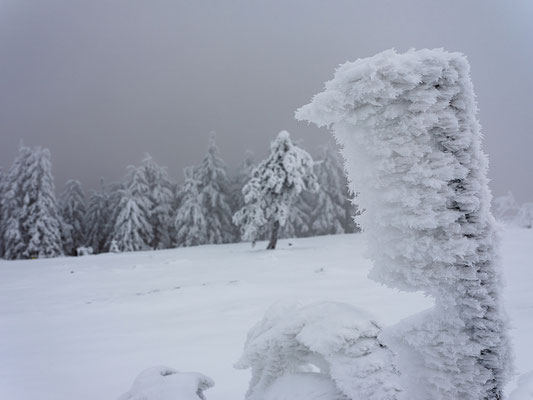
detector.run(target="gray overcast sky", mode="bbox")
[0,0,532,200]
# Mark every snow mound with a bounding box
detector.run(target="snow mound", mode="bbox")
[510,371,533,400]
[117,366,214,400]
[236,301,400,400]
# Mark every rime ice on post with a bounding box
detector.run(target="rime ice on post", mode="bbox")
[296,49,512,399]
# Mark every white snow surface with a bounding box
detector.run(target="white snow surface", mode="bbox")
[0,227,531,400]
[117,366,214,400]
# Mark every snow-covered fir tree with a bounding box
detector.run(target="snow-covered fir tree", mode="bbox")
[233,131,318,249]
[196,134,234,244]
[1,146,63,259]
[59,179,86,255]
[138,155,174,249]
[174,168,208,247]
[297,49,512,400]
[109,166,153,251]
[84,186,110,254]
[311,143,349,235]
[112,188,153,252]
[1,146,31,259]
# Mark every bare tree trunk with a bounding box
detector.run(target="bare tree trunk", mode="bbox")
[266,220,279,250]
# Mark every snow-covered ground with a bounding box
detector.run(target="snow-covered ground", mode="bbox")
[0,227,531,399]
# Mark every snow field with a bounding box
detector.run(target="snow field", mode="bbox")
[0,228,531,399]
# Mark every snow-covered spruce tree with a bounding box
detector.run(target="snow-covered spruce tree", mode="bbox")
[2,146,63,259]
[139,155,175,249]
[196,134,234,244]
[110,166,153,252]
[113,187,153,252]
[84,186,110,253]
[296,49,512,400]
[1,146,32,259]
[59,179,86,255]
[233,131,318,249]
[311,143,350,235]
[174,167,208,247]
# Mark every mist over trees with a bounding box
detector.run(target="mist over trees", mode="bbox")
[0,133,360,259]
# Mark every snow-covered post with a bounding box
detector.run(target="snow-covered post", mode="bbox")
[296,49,512,399]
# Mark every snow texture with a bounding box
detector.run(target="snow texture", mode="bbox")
[297,48,512,399]
[236,301,400,400]
[0,228,530,400]
[117,366,214,400]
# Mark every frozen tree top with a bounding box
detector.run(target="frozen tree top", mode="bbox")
[295,48,469,127]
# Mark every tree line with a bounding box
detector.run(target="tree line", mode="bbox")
[0,131,358,259]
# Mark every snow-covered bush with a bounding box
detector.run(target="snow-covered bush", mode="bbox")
[76,246,93,256]
[236,302,400,400]
[233,131,318,249]
[297,48,512,399]
[117,366,214,400]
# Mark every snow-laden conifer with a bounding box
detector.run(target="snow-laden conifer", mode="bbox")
[139,155,174,249]
[59,180,86,255]
[1,147,31,259]
[22,147,64,258]
[2,146,63,259]
[84,188,110,253]
[113,187,153,252]
[196,134,234,244]
[297,48,512,400]
[111,166,153,251]
[311,144,349,235]
[174,168,207,247]
[233,131,318,249]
